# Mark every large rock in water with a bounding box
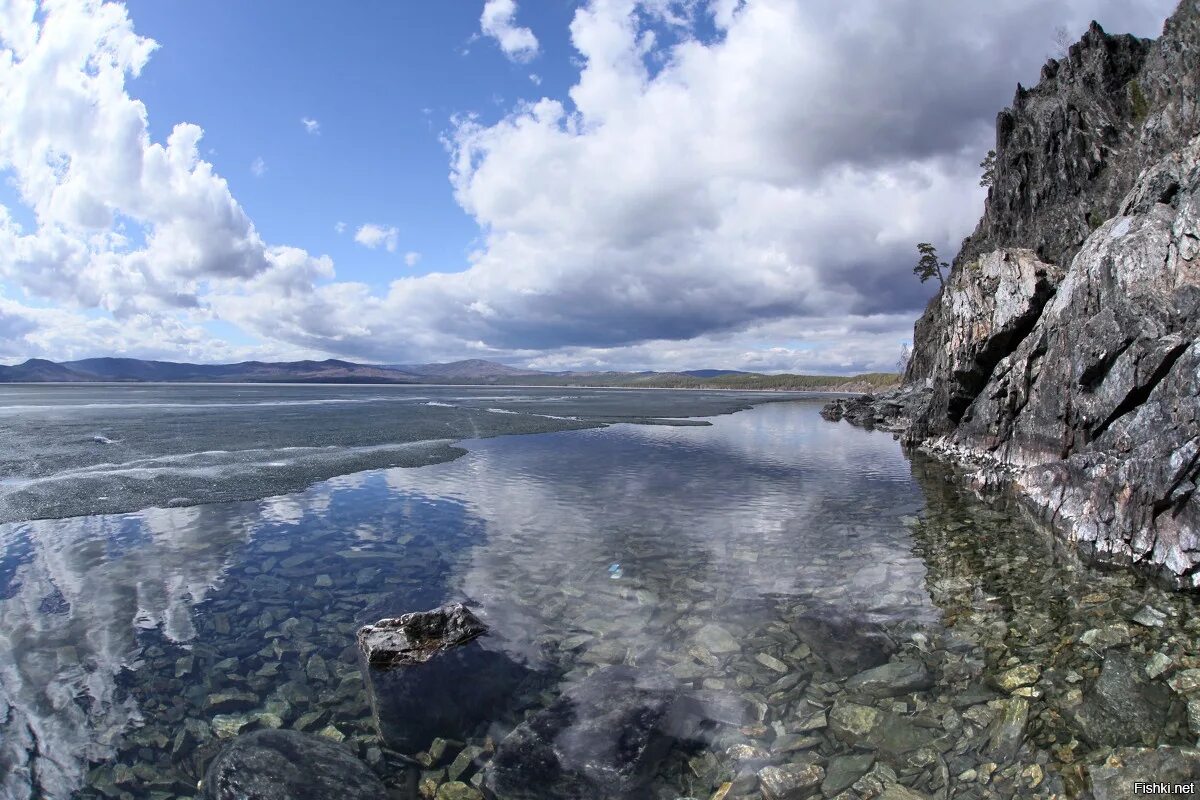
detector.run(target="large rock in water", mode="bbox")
[357,603,535,751]
[1091,747,1200,800]
[484,666,697,799]
[202,729,385,800]
[1071,648,1173,747]
[826,1,1200,588]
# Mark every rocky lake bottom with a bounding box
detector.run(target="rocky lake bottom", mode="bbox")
[0,386,1198,799]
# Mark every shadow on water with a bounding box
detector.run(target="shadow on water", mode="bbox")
[0,398,1197,798]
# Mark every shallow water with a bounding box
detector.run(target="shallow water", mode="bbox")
[0,390,1196,799]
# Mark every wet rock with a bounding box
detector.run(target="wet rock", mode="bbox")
[877,784,932,800]
[695,624,741,655]
[982,697,1029,761]
[201,729,385,800]
[789,613,895,677]
[436,782,484,800]
[1090,746,1200,800]
[994,664,1040,693]
[685,690,755,727]
[822,753,875,796]
[1132,605,1168,627]
[484,666,696,799]
[357,603,535,751]
[1072,649,1172,747]
[357,602,486,667]
[828,701,936,755]
[844,659,933,698]
[757,758,824,800]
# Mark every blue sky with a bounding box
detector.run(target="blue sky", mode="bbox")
[0,0,1177,373]
[123,1,574,290]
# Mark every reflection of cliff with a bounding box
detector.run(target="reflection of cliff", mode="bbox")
[0,505,253,799]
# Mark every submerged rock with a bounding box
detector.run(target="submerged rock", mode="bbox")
[357,602,486,667]
[1072,649,1172,747]
[789,612,896,677]
[201,729,385,800]
[1090,746,1200,800]
[357,603,535,751]
[757,758,824,800]
[828,701,937,755]
[484,666,697,799]
[844,659,933,698]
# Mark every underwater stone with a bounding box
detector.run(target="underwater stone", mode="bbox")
[484,665,696,799]
[982,697,1029,761]
[1072,649,1171,747]
[358,603,534,752]
[821,754,875,796]
[1090,747,1200,800]
[757,759,824,800]
[202,729,385,800]
[844,659,933,698]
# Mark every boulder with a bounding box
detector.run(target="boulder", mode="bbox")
[201,729,385,800]
[484,666,697,799]
[357,602,486,667]
[828,701,937,755]
[357,603,535,751]
[844,659,933,698]
[1072,648,1172,747]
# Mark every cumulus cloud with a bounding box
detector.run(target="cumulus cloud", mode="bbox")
[0,0,1179,371]
[250,155,266,176]
[0,0,329,332]
[404,251,422,267]
[301,116,320,135]
[334,221,346,234]
[481,0,540,62]
[353,223,399,252]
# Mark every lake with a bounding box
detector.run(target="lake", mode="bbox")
[0,385,1194,799]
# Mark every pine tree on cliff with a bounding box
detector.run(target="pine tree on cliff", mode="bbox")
[914,242,947,288]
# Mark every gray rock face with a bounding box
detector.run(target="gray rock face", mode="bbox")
[830,1,1200,589]
[201,729,385,800]
[357,603,536,752]
[484,666,696,799]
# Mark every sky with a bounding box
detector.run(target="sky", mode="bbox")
[0,0,1179,374]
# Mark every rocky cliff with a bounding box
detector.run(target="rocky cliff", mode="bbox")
[828,1,1200,588]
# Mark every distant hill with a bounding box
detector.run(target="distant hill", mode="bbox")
[0,358,99,382]
[386,359,546,380]
[680,369,752,378]
[0,356,899,392]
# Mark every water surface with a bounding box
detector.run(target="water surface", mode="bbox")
[0,387,1194,799]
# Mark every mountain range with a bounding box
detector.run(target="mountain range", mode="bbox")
[0,356,895,392]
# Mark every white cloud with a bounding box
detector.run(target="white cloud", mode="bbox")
[0,0,328,333]
[334,221,346,234]
[404,251,422,267]
[481,0,539,62]
[250,155,266,176]
[353,223,399,252]
[301,116,320,135]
